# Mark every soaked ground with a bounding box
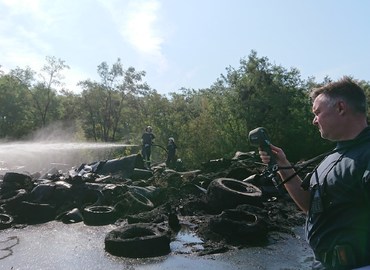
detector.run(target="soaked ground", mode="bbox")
[0,221,314,270]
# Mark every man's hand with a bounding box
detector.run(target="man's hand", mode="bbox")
[258,144,290,167]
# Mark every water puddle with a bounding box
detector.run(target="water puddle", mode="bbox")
[170,223,204,254]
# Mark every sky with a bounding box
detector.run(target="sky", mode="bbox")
[1,0,369,96]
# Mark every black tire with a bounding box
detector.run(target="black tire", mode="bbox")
[83,205,116,226]
[18,201,56,224]
[180,183,207,196]
[127,191,154,208]
[115,191,154,216]
[105,223,171,258]
[243,174,281,198]
[96,154,139,177]
[81,189,104,207]
[0,189,28,206]
[206,178,262,212]
[0,213,13,230]
[209,209,268,244]
[56,208,84,224]
[3,172,33,188]
[130,168,153,181]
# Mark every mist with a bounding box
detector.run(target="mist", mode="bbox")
[0,123,137,174]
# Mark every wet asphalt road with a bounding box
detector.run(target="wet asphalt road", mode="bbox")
[0,221,313,270]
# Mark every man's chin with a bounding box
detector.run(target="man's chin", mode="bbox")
[319,130,327,139]
[320,132,336,141]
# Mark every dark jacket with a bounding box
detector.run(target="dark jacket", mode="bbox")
[306,127,370,268]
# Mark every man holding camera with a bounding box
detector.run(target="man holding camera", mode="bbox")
[259,77,370,269]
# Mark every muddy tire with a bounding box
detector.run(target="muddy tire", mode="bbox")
[243,174,281,198]
[209,209,268,244]
[0,189,28,205]
[0,213,13,230]
[130,168,153,180]
[81,189,105,207]
[115,191,154,216]
[2,172,33,192]
[206,178,262,212]
[105,223,170,258]
[127,191,154,209]
[56,208,84,224]
[83,205,116,226]
[18,201,56,224]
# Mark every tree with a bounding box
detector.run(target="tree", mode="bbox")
[2,51,367,169]
[0,73,34,138]
[79,59,151,142]
[28,56,70,127]
[217,51,324,161]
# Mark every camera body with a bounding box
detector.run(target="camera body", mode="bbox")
[248,127,276,166]
[248,127,282,190]
[248,127,271,148]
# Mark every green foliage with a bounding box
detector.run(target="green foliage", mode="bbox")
[78,58,152,142]
[1,52,369,169]
[0,74,34,138]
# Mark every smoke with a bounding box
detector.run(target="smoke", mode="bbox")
[0,122,136,174]
[25,121,84,142]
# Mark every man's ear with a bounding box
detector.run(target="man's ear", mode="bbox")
[337,101,346,115]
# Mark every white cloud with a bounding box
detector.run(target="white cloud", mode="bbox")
[0,0,61,71]
[0,31,47,74]
[99,0,168,72]
[1,0,60,27]
[0,0,171,93]
[1,0,42,13]
[124,0,163,55]
[62,67,90,93]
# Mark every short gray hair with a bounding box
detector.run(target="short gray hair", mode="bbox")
[310,76,367,114]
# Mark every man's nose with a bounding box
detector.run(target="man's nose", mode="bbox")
[312,116,318,125]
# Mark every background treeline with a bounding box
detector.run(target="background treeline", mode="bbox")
[1,51,369,169]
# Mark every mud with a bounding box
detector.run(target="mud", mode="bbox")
[0,151,314,269]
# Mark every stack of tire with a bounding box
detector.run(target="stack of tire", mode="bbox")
[0,172,34,226]
[206,178,267,244]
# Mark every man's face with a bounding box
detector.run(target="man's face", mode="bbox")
[312,94,341,141]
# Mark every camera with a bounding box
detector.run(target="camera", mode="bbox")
[248,127,281,190]
[248,127,270,146]
[248,127,276,167]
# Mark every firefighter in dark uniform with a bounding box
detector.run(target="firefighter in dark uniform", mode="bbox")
[141,126,155,169]
[166,137,177,168]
